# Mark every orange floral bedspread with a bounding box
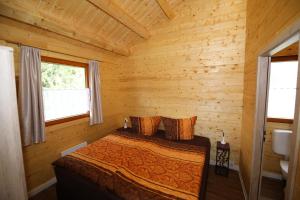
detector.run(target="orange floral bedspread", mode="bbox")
[54,132,207,200]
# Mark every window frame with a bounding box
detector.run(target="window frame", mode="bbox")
[41,56,89,126]
[267,55,298,124]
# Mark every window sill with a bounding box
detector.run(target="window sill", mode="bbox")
[45,113,89,127]
[266,118,293,124]
[45,117,89,133]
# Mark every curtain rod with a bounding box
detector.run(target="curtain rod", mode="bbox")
[2,40,117,64]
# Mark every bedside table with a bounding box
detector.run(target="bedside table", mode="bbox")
[215,141,230,176]
[116,127,133,132]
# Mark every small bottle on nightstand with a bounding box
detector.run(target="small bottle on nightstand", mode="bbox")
[124,118,128,129]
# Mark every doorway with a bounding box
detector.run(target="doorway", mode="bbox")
[261,42,299,199]
[249,32,300,200]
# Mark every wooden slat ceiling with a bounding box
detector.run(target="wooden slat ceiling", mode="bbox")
[273,42,299,57]
[0,0,183,56]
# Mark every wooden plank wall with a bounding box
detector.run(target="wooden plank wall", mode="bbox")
[0,16,126,191]
[241,0,300,194]
[121,0,246,166]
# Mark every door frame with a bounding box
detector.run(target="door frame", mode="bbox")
[249,56,270,200]
[249,30,300,200]
[287,35,300,199]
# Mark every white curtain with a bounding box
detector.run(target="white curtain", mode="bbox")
[43,89,90,121]
[89,60,103,125]
[0,46,28,200]
[19,46,45,146]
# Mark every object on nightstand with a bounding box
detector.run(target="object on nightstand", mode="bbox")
[215,141,230,176]
[216,129,226,144]
[124,118,128,129]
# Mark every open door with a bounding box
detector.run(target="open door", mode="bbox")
[249,32,300,200]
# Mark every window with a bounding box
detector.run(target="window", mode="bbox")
[41,56,89,126]
[267,57,298,123]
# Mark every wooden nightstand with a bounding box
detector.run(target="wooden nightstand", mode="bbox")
[215,141,230,176]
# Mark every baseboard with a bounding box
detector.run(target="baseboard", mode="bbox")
[28,177,57,198]
[238,169,248,200]
[262,170,282,180]
[61,141,87,157]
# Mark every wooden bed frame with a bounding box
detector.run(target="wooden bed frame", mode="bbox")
[53,130,211,200]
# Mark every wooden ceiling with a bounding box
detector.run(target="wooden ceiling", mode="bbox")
[0,0,182,56]
[273,42,299,57]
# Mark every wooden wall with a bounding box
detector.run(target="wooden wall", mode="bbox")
[0,16,126,191]
[121,0,246,165]
[240,0,300,194]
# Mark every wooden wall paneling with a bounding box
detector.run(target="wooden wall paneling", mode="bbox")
[0,16,127,191]
[121,0,246,166]
[155,0,175,19]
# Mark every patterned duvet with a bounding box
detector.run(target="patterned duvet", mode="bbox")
[53,131,208,200]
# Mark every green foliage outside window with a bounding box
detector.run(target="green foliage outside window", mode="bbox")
[41,62,86,89]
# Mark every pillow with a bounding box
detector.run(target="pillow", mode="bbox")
[162,116,197,140]
[130,116,161,136]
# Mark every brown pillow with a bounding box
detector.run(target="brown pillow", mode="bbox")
[162,116,197,140]
[130,116,161,136]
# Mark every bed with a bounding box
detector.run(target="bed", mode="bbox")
[53,129,210,200]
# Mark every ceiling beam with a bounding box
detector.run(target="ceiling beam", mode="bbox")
[156,0,175,19]
[0,2,130,56]
[87,0,150,39]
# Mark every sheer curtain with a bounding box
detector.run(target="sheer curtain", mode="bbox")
[89,60,103,125]
[19,46,45,146]
[43,88,90,121]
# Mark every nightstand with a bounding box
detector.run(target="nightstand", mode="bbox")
[116,127,133,132]
[215,141,230,176]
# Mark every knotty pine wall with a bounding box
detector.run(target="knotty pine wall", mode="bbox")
[121,0,246,165]
[0,16,126,191]
[241,0,300,195]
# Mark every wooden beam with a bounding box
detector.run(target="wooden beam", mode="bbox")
[87,0,150,39]
[156,0,175,19]
[0,2,130,56]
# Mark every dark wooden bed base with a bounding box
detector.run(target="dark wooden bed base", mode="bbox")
[53,130,211,200]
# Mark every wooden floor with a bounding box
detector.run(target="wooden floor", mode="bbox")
[260,176,285,200]
[30,166,245,200]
